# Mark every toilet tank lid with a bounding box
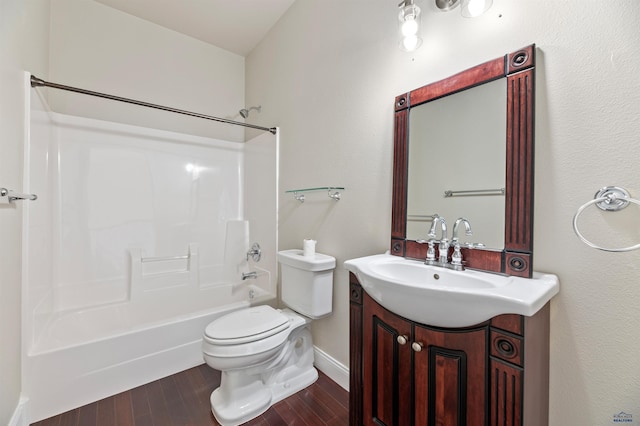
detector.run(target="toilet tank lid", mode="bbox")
[277,249,336,271]
[204,305,289,343]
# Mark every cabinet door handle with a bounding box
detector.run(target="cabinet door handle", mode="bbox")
[412,342,424,352]
[397,335,408,345]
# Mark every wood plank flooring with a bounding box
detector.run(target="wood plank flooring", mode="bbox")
[31,364,349,426]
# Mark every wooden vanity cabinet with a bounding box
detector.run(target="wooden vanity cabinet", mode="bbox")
[350,273,550,426]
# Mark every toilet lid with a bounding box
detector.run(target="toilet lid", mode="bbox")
[204,305,290,345]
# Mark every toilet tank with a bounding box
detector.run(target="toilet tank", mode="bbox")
[277,249,336,319]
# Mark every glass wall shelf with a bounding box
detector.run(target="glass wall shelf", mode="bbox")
[285,187,345,203]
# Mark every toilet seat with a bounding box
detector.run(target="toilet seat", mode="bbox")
[203,306,292,359]
[204,305,290,345]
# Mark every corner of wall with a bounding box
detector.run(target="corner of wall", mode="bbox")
[7,397,29,426]
[313,346,349,392]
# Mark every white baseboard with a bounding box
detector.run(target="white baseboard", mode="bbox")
[8,397,28,426]
[313,346,349,391]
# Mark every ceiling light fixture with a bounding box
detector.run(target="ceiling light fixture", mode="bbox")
[398,0,493,52]
[398,0,423,52]
[435,0,493,17]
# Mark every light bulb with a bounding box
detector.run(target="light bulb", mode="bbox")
[401,16,419,37]
[467,0,484,16]
[402,35,421,51]
[461,0,492,17]
[398,1,422,52]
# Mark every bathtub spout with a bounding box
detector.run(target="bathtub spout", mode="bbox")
[242,272,258,280]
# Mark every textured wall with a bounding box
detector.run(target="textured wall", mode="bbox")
[247,1,640,424]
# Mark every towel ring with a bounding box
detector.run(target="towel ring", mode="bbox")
[572,186,640,252]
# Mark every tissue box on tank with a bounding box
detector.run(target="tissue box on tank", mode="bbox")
[277,249,336,319]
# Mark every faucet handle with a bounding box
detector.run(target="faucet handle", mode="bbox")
[438,238,450,265]
[246,243,261,262]
[451,243,462,263]
[426,239,436,264]
[451,243,464,270]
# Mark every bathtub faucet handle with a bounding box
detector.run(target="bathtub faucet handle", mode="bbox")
[246,243,261,262]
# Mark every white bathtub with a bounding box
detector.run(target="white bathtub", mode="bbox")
[25,294,254,423]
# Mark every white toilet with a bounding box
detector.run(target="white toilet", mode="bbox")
[202,249,336,426]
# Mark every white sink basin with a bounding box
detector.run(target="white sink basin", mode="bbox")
[344,254,559,328]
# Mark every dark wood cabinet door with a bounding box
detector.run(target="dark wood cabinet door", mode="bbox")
[363,293,413,426]
[413,325,488,426]
[490,359,523,426]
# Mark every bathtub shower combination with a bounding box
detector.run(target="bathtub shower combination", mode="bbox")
[22,74,279,423]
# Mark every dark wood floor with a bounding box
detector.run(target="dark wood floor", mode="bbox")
[32,364,349,426]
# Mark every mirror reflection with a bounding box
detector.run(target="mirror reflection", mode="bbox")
[406,78,506,249]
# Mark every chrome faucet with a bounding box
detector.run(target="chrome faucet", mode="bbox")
[452,217,473,245]
[242,271,258,280]
[428,215,449,265]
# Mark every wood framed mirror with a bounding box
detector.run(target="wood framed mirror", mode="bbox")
[390,45,535,277]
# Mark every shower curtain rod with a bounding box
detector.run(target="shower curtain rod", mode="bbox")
[30,75,277,135]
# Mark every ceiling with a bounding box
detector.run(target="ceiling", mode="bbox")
[94,0,297,57]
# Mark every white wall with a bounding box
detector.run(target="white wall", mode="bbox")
[247,1,640,424]
[48,0,246,142]
[0,0,50,423]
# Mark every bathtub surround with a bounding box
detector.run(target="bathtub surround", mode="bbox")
[23,83,278,423]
